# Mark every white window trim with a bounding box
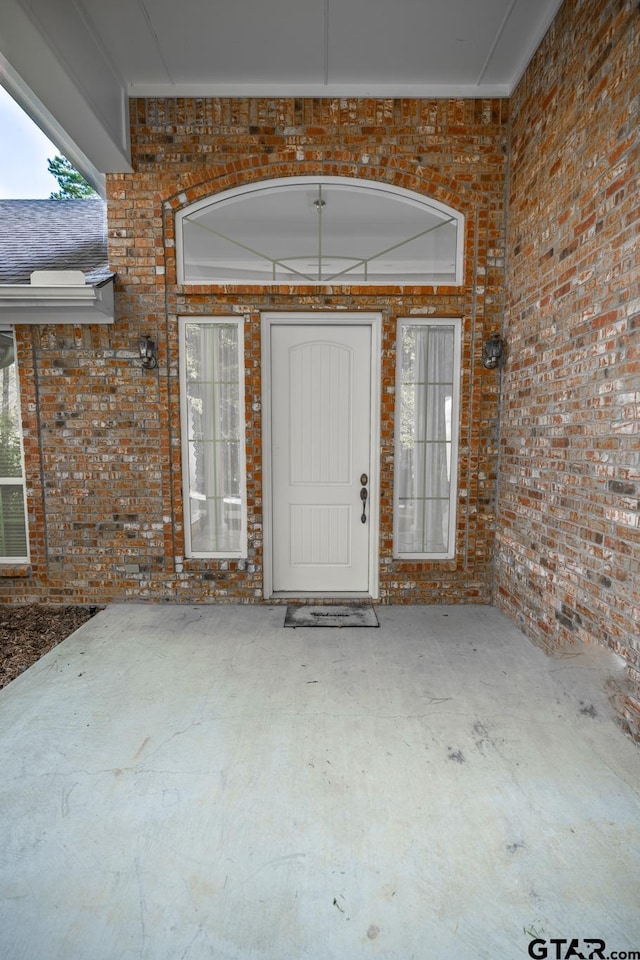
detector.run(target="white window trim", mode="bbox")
[393,317,462,560]
[179,316,248,559]
[0,325,29,563]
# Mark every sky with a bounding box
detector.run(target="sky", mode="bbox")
[0,85,60,198]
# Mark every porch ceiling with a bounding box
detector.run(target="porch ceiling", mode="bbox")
[0,0,563,195]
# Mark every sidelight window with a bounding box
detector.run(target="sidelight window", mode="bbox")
[0,328,28,562]
[179,317,247,558]
[394,318,461,559]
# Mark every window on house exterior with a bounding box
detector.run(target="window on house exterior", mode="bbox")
[179,317,247,558]
[394,318,461,559]
[0,329,29,562]
[177,177,463,286]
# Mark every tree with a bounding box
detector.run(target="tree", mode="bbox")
[48,155,99,200]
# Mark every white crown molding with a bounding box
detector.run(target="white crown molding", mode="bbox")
[127,82,512,100]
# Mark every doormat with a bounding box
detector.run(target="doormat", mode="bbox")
[284,604,379,628]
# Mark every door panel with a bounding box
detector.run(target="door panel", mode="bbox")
[289,341,352,484]
[290,504,351,566]
[271,324,371,592]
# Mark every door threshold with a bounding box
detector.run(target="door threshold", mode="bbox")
[271,591,375,600]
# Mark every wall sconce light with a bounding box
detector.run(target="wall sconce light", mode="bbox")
[0,332,15,370]
[482,333,504,369]
[138,336,158,370]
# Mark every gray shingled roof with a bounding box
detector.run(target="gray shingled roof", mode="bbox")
[0,199,110,285]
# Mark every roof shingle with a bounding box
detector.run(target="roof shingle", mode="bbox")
[0,199,110,285]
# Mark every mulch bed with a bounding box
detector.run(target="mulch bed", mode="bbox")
[0,604,100,691]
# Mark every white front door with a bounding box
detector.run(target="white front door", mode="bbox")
[270,323,373,593]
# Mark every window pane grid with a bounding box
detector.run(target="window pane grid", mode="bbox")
[0,330,28,561]
[178,178,463,286]
[394,320,459,559]
[0,484,28,558]
[181,320,246,557]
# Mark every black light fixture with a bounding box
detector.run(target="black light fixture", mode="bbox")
[482,333,504,369]
[138,336,158,370]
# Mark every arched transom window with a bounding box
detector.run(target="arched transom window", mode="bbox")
[176,177,463,285]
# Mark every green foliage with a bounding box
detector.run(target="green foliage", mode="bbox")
[47,155,99,200]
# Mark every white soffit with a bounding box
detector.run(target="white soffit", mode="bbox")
[0,0,132,191]
[85,0,563,98]
[0,0,564,180]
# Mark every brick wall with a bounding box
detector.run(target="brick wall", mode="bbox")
[497,0,640,736]
[7,98,508,604]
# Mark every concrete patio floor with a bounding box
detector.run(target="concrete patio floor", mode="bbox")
[1,603,639,960]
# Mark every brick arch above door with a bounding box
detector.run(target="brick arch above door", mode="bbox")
[161,155,487,289]
[166,155,479,215]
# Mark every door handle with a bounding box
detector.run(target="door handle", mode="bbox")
[360,486,368,524]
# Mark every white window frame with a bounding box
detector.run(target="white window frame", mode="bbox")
[176,176,464,287]
[0,326,29,563]
[393,317,462,560]
[179,316,247,559]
